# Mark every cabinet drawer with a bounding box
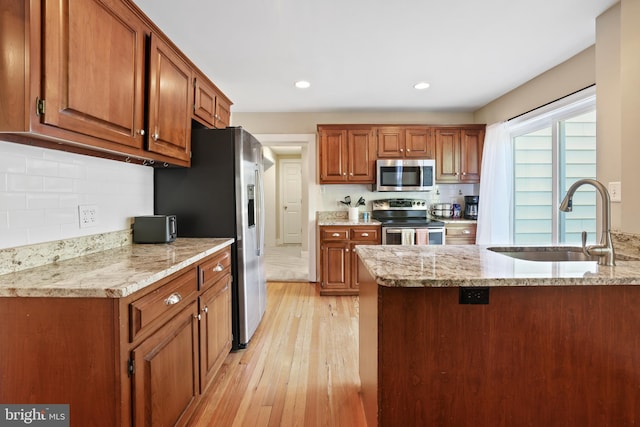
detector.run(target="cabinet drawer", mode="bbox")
[445,223,477,237]
[321,228,349,241]
[445,223,477,245]
[350,227,380,242]
[130,268,198,341]
[199,248,231,291]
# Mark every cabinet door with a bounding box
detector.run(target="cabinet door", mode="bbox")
[321,241,350,290]
[348,129,376,183]
[435,128,461,183]
[319,129,348,183]
[193,74,216,128]
[349,242,361,290]
[42,0,145,149]
[460,128,484,183]
[404,127,433,158]
[147,33,193,163]
[214,96,232,129]
[376,127,404,158]
[199,274,232,392]
[132,302,199,427]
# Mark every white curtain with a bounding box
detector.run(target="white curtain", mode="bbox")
[476,122,513,245]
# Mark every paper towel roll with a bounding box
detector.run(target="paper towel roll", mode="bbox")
[348,207,359,222]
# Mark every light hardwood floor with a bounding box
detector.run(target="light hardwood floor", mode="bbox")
[189,281,368,426]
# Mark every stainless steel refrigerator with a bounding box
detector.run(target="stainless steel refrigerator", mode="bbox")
[154,127,266,349]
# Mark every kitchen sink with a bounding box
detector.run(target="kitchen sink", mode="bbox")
[488,246,599,262]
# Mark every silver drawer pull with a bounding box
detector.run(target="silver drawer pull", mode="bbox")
[202,306,208,313]
[463,230,471,234]
[164,293,182,306]
[332,233,340,237]
[361,233,369,237]
[213,263,224,272]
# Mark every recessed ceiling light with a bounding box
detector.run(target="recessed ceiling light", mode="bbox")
[295,80,311,89]
[414,82,430,90]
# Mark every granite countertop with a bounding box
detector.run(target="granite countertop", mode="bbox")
[356,244,640,288]
[317,211,381,226]
[0,238,234,298]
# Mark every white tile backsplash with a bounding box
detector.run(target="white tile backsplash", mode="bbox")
[0,140,153,250]
[317,183,479,212]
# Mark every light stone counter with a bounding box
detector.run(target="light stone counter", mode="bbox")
[356,244,640,288]
[317,210,381,226]
[0,238,234,298]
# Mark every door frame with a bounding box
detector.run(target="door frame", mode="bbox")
[255,134,317,282]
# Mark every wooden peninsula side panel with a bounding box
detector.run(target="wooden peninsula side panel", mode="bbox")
[358,258,640,426]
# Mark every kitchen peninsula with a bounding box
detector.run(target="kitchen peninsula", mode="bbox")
[357,244,640,427]
[0,238,234,427]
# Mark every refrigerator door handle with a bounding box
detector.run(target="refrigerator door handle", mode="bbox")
[255,168,263,256]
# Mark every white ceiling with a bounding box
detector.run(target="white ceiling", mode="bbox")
[134,0,617,114]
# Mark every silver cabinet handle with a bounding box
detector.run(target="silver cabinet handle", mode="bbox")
[346,248,350,252]
[213,263,224,272]
[463,230,471,234]
[164,293,182,306]
[136,129,145,136]
[361,233,369,237]
[202,306,208,313]
[400,148,404,152]
[152,133,159,141]
[406,148,411,152]
[332,233,340,237]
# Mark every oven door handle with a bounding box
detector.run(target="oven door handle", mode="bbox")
[384,228,409,234]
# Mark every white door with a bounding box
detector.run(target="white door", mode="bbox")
[280,159,302,244]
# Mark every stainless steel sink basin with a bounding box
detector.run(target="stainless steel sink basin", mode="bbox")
[488,246,599,262]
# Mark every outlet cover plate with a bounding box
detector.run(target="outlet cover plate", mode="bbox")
[608,182,622,202]
[78,205,98,228]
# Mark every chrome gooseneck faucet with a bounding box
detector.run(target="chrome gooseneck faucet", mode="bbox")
[559,178,615,266]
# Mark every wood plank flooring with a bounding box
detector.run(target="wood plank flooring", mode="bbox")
[189,282,368,426]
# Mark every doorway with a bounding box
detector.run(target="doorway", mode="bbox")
[255,134,316,282]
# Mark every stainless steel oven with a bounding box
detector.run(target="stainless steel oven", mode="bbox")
[381,226,445,245]
[372,198,445,245]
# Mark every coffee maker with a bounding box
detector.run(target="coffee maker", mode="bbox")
[464,195,479,219]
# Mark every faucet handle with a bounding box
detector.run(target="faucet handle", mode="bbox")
[581,231,589,255]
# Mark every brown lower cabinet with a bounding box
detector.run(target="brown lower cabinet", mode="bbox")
[319,225,381,295]
[0,246,232,427]
[445,222,477,244]
[359,266,640,426]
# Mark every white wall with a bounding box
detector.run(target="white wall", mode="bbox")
[0,140,153,249]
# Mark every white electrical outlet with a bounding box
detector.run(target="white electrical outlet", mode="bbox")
[608,182,622,203]
[78,205,98,228]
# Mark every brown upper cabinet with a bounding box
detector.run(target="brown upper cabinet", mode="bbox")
[318,124,484,185]
[0,0,232,167]
[146,33,193,163]
[40,0,147,151]
[376,126,434,158]
[434,126,485,183]
[318,125,376,184]
[194,72,232,129]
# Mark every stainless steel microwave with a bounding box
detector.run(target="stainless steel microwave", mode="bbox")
[376,159,436,192]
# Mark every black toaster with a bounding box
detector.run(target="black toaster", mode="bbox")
[133,215,177,243]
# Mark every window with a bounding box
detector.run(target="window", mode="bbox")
[510,89,596,245]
